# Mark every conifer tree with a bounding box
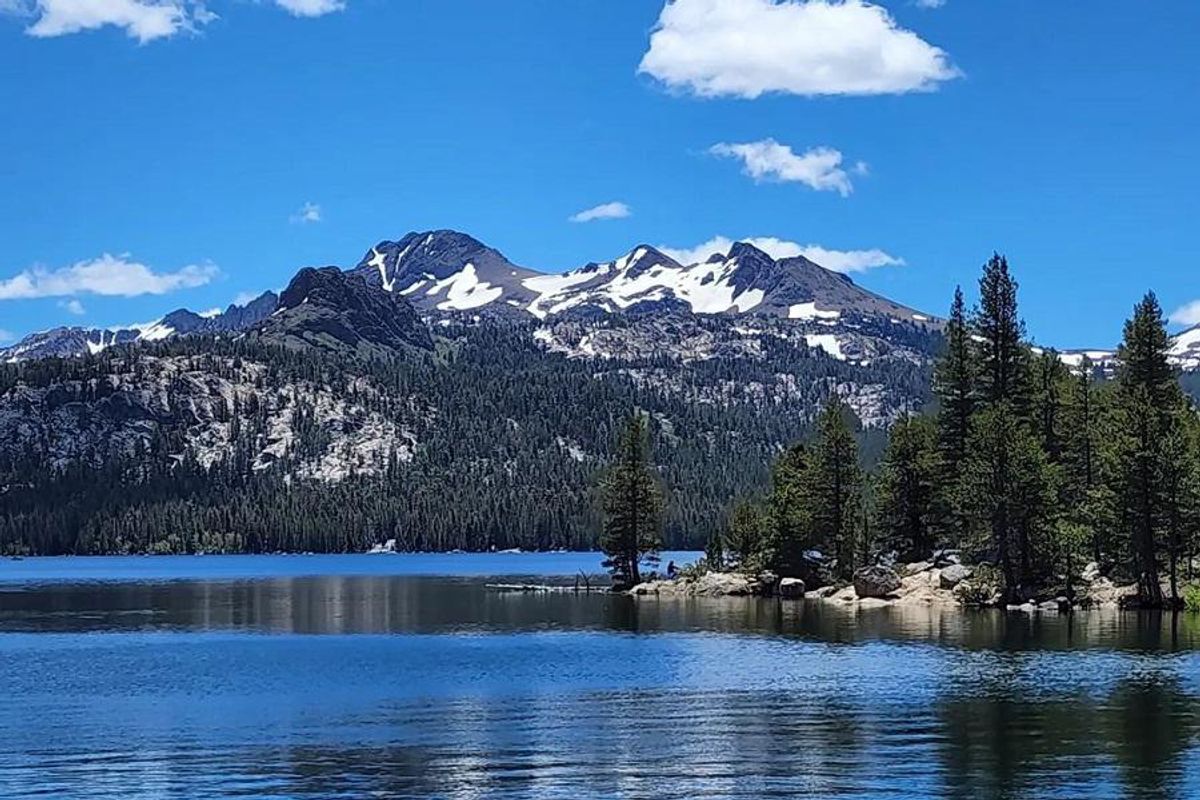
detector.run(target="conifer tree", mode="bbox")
[975,254,1031,412]
[810,395,863,578]
[934,287,976,470]
[876,415,938,560]
[727,499,768,571]
[1113,293,1183,605]
[600,412,664,589]
[962,402,1055,600]
[932,287,976,544]
[761,444,813,576]
[1033,348,1070,463]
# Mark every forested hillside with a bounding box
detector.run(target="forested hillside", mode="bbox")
[0,319,926,555]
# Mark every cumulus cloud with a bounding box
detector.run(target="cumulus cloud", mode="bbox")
[0,254,219,300]
[3,0,208,43]
[658,235,904,273]
[1,0,342,41]
[569,201,633,223]
[639,0,959,98]
[289,201,322,224]
[1169,300,1200,328]
[58,298,87,315]
[710,139,858,195]
[273,0,344,16]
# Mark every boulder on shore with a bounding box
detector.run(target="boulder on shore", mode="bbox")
[778,577,807,599]
[853,565,902,598]
[939,564,972,589]
[629,571,758,597]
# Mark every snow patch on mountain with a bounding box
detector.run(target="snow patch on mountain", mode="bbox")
[1170,325,1200,370]
[805,333,846,360]
[425,263,503,311]
[789,302,841,321]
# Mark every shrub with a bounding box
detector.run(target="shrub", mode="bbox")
[1184,584,1200,613]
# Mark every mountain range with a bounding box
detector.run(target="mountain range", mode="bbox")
[1,229,1197,555]
[5,229,1197,370]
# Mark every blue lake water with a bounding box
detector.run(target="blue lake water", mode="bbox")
[1,553,1199,799]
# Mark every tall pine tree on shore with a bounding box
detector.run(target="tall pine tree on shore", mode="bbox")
[876,415,938,560]
[600,412,664,589]
[810,395,863,579]
[932,287,976,543]
[1113,294,1185,605]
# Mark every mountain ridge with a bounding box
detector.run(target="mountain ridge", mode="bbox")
[3,229,1196,371]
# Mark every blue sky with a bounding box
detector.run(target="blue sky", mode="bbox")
[1,0,1198,348]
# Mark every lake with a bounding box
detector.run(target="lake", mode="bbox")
[1,553,1198,799]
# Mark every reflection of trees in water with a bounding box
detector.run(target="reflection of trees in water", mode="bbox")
[9,578,1200,652]
[937,671,1199,800]
[1106,673,1197,800]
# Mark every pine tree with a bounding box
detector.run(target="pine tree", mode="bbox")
[962,402,1055,601]
[810,395,863,579]
[975,253,1031,412]
[599,412,664,589]
[876,415,938,560]
[932,287,976,546]
[935,287,976,470]
[761,444,813,576]
[1114,293,1183,606]
[1033,348,1070,463]
[727,499,768,570]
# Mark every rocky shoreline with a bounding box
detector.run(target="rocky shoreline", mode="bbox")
[630,559,1150,611]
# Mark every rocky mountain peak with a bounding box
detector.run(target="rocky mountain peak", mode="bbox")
[256,266,433,358]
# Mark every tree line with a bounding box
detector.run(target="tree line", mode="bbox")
[707,255,1200,607]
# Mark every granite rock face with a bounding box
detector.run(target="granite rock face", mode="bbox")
[853,566,902,598]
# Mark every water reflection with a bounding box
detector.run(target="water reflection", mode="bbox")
[5,575,1200,651]
[2,573,1200,798]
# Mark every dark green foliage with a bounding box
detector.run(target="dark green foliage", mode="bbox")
[876,415,939,560]
[974,253,1031,412]
[1033,349,1070,463]
[599,413,664,588]
[726,499,768,569]
[1112,294,1189,605]
[932,287,976,544]
[934,287,976,473]
[960,402,1057,599]
[810,396,863,578]
[721,253,1200,607]
[723,397,864,582]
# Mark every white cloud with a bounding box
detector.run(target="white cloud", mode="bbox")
[273,0,343,16]
[639,0,959,98]
[0,254,219,300]
[658,235,904,273]
[290,201,322,224]
[710,139,857,195]
[14,0,206,43]
[915,0,945,8]
[0,329,13,344]
[2,0,340,42]
[58,298,87,315]
[1169,300,1200,328]
[569,201,633,223]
